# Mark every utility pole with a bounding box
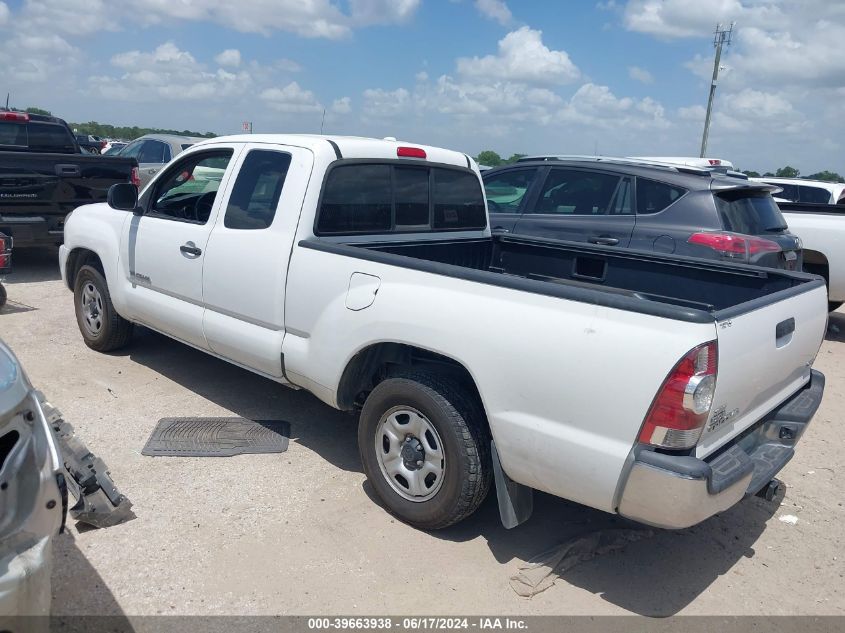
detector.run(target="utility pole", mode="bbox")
[700,22,734,158]
[320,108,326,134]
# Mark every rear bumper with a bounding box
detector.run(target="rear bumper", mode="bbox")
[0,535,54,617]
[618,369,824,529]
[0,215,64,247]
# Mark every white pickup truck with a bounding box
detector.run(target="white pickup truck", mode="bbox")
[58,134,827,531]
[773,201,845,311]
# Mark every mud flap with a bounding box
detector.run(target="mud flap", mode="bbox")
[492,440,533,529]
[38,395,134,529]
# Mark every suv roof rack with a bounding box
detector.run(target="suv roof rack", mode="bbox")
[514,155,712,176]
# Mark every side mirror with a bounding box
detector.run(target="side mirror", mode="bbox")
[107,183,139,212]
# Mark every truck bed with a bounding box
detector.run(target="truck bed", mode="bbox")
[304,234,823,323]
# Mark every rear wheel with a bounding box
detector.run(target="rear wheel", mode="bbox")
[358,372,491,530]
[74,265,133,352]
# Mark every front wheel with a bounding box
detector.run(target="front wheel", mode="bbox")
[358,372,491,530]
[73,265,133,352]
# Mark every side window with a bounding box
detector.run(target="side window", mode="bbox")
[224,150,292,230]
[798,185,832,204]
[636,178,686,214]
[317,164,391,234]
[149,150,234,224]
[530,169,620,215]
[611,178,633,215]
[120,140,143,159]
[139,140,167,164]
[482,168,539,214]
[767,182,798,202]
[432,168,486,229]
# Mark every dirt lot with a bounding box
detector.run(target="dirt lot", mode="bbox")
[2,247,843,617]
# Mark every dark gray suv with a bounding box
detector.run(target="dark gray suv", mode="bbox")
[482,157,802,270]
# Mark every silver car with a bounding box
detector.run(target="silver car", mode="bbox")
[0,340,64,618]
[118,133,207,188]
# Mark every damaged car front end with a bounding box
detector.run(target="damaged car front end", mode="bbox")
[0,340,64,616]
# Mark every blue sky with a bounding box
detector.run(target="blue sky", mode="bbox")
[1,0,843,173]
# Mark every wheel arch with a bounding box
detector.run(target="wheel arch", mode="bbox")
[336,342,486,420]
[65,248,105,291]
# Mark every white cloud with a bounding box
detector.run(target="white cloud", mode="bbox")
[474,0,512,26]
[0,2,9,25]
[275,58,303,73]
[628,65,654,84]
[332,96,352,114]
[456,27,580,86]
[415,71,429,82]
[260,82,323,113]
[92,42,253,102]
[215,49,241,67]
[363,88,412,118]
[559,83,670,131]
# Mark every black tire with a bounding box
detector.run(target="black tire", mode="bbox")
[829,302,843,312]
[0,283,6,308]
[73,265,133,352]
[358,371,491,530]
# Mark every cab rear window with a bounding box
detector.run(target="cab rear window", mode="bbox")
[316,163,486,235]
[0,121,76,153]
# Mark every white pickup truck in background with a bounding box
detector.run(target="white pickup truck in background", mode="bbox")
[771,201,845,311]
[58,135,827,531]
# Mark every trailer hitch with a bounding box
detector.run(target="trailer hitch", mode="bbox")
[38,394,134,529]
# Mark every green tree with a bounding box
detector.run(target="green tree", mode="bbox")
[763,172,775,177]
[775,166,800,178]
[741,170,761,178]
[25,107,52,115]
[806,171,844,183]
[505,153,527,164]
[476,150,503,167]
[70,120,216,140]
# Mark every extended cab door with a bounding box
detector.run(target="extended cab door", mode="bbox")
[121,145,241,349]
[201,143,313,379]
[513,168,635,247]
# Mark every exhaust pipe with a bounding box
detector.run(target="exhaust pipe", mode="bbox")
[756,478,782,502]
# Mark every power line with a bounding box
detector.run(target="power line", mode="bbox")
[700,22,734,158]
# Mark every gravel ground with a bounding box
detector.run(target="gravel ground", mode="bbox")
[1,247,843,617]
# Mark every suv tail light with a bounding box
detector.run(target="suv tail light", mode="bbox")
[639,341,718,450]
[130,167,140,188]
[688,232,781,260]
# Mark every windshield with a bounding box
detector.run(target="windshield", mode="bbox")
[715,191,788,233]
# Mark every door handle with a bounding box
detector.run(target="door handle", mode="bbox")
[589,236,619,246]
[148,168,158,175]
[55,164,81,178]
[180,242,202,257]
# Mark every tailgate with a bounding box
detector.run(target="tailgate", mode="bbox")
[696,282,827,457]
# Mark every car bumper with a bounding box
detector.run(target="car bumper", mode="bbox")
[0,535,54,617]
[618,369,824,529]
[0,215,65,247]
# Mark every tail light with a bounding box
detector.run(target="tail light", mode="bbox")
[639,341,718,450]
[397,146,426,159]
[708,159,722,166]
[0,111,29,122]
[0,235,10,270]
[688,232,781,260]
[130,167,141,188]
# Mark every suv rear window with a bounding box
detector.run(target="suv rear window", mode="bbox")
[799,185,832,204]
[317,163,486,235]
[716,191,788,234]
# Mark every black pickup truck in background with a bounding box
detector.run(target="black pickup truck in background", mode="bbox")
[0,110,138,247]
